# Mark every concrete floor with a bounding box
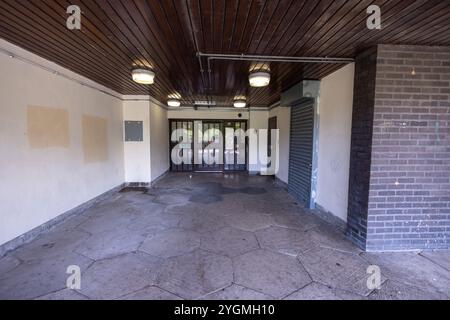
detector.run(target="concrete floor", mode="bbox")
[0,173,449,300]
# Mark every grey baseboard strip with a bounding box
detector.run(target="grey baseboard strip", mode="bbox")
[124,182,150,187]
[0,183,125,258]
[150,169,170,187]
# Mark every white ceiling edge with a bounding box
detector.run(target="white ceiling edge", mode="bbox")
[122,95,168,109]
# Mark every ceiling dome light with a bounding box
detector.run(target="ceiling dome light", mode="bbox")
[249,71,270,87]
[132,69,155,84]
[167,99,181,107]
[233,99,247,108]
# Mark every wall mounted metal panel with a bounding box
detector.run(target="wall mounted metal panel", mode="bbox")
[124,121,143,142]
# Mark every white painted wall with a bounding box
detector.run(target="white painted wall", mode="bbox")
[150,102,169,181]
[248,110,269,173]
[269,106,291,183]
[316,63,355,222]
[123,100,151,183]
[0,45,124,246]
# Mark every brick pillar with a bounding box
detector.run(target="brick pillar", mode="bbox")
[347,44,450,252]
[347,47,378,250]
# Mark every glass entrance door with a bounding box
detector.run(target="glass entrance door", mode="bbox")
[195,121,223,172]
[169,119,247,173]
[224,120,247,172]
[169,120,193,172]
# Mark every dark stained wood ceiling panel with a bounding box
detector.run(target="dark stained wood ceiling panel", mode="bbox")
[0,0,448,107]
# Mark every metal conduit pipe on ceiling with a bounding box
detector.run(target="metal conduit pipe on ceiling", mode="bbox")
[196,52,355,90]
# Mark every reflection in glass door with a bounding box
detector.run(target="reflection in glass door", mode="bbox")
[169,120,193,172]
[195,121,223,172]
[169,119,247,173]
[224,121,247,172]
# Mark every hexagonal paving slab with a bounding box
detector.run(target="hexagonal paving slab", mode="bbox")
[205,195,245,215]
[129,201,166,216]
[195,182,236,195]
[368,279,449,300]
[154,192,190,205]
[308,223,361,254]
[233,249,312,298]
[271,211,320,231]
[189,193,223,204]
[77,252,163,300]
[120,286,182,300]
[178,211,227,234]
[78,209,139,234]
[201,227,259,258]
[0,252,92,300]
[420,251,450,272]
[255,226,316,256]
[284,282,366,300]
[164,203,205,215]
[122,192,157,207]
[225,211,274,232]
[361,251,450,296]
[0,255,21,276]
[126,211,180,232]
[12,229,91,262]
[57,213,92,231]
[157,250,233,299]
[298,246,380,296]
[270,189,296,203]
[36,289,88,300]
[75,228,147,260]
[139,229,201,259]
[201,284,274,300]
[270,212,305,230]
[82,201,128,217]
[243,200,281,216]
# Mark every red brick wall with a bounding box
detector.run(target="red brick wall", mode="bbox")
[348,44,450,251]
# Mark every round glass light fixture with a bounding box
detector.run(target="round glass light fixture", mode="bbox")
[132,69,155,84]
[233,99,247,108]
[249,71,270,87]
[167,99,181,107]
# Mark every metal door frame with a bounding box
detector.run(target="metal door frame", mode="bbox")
[195,120,224,172]
[168,119,248,173]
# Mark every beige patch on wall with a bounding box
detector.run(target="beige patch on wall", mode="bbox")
[27,105,70,149]
[82,115,108,163]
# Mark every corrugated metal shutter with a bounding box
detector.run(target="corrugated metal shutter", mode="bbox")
[288,99,314,206]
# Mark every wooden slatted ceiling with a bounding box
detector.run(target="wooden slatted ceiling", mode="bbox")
[0,0,449,107]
